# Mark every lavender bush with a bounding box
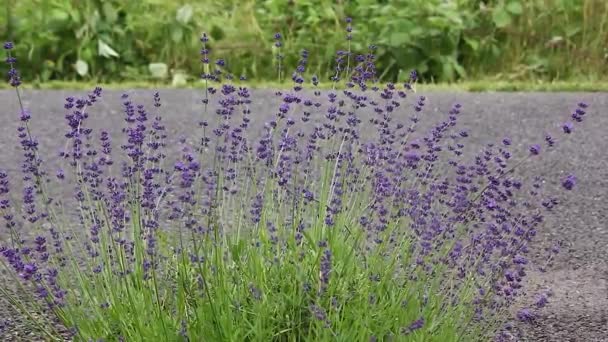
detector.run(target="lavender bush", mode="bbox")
[0,19,589,341]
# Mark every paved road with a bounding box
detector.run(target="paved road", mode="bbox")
[1,89,606,341]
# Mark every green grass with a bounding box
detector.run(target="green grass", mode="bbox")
[2,79,607,92]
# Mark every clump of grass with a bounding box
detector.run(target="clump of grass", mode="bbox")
[0,19,590,341]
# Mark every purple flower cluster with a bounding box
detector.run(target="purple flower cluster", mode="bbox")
[0,29,592,341]
[3,42,21,87]
[562,174,576,190]
[319,246,332,294]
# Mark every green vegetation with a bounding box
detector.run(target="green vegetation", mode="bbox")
[3,79,608,92]
[2,0,607,85]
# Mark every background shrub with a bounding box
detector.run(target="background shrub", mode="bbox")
[2,0,607,84]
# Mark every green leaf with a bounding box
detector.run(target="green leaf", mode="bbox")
[172,71,188,86]
[452,61,466,78]
[75,60,89,76]
[506,1,523,15]
[102,2,118,23]
[149,63,168,79]
[210,25,225,40]
[464,37,479,51]
[442,62,454,81]
[409,27,424,38]
[491,44,501,57]
[565,26,582,38]
[492,7,512,28]
[546,36,564,47]
[98,40,119,58]
[176,4,193,24]
[75,25,87,39]
[389,32,409,47]
[417,62,429,74]
[322,5,335,19]
[82,48,93,61]
[50,9,69,22]
[171,27,183,43]
[68,7,81,24]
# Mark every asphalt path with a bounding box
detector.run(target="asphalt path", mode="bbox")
[0,89,606,341]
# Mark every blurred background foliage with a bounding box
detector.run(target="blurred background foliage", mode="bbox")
[2,0,607,84]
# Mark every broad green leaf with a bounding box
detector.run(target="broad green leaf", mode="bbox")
[491,44,500,57]
[464,37,479,51]
[149,63,168,79]
[417,62,429,74]
[41,69,52,82]
[492,7,512,28]
[506,1,523,15]
[171,27,183,43]
[75,60,89,76]
[546,36,564,47]
[389,32,409,47]
[210,25,225,40]
[397,68,407,81]
[98,40,119,58]
[323,6,335,19]
[444,11,464,27]
[172,72,188,86]
[452,61,466,77]
[68,7,81,24]
[50,9,69,22]
[75,25,87,39]
[176,4,193,24]
[82,48,93,61]
[565,26,581,37]
[442,62,455,81]
[409,27,424,37]
[102,2,118,23]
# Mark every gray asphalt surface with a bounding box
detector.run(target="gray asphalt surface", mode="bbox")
[1,89,607,341]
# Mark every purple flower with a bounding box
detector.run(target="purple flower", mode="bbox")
[20,263,38,280]
[309,304,329,326]
[409,70,418,82]
[4,44,21,87]
[535,293,548,308]
[249,283,262,300]
[404,151,421,162]
[319,248,332,293]
[274,33,282,48]
[324,213,334,226]
[561,174,576,190]
[19,109,32,122]
[513,255,528,265]
[529,144,541,155]
[545,134,555,147]
[562,122,574,134]
[402,317,425,335]
[516,308,535,322]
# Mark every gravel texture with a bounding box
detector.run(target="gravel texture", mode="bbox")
[0,89,606,341]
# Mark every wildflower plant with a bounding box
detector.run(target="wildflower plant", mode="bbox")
[0,17,589,341]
